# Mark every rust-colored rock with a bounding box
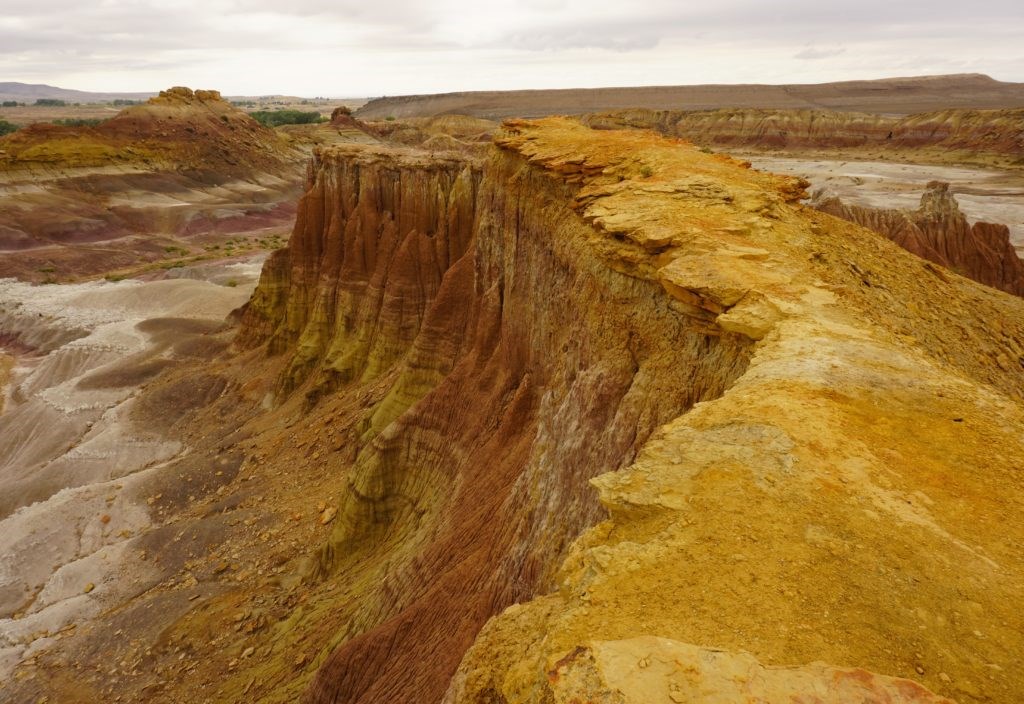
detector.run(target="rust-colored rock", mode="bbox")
[815,181,1024,296]
[583,107,1024,162]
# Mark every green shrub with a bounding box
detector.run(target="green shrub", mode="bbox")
[0,119,18,137]
[52,118,104,127]
[1,100,18,108]
[34,98,66,107]
[249,110,326,128]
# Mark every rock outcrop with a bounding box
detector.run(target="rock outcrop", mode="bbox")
[0,87,308,281]
[233,119,1024,704]
[583,107,1024,163]
[0,86,296,172]
[815,181,1024,296]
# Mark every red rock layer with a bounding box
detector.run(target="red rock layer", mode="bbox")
[583,107,1024,160]
[814,181,1024,297]
[237,142,754,704]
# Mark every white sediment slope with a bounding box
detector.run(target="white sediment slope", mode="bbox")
[0,263,259,678]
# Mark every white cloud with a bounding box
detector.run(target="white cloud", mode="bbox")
[0,0,1021,96]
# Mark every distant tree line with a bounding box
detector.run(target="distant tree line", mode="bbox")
[111,99,141,106]
[34,98,67,106]
[2,100,21,108]
[249,109,326,127]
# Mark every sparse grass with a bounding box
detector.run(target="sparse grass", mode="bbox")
[250,110,326,128]
[225,279,238,288]
[639,165,654,178]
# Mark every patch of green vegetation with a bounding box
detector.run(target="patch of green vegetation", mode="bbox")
[34,98,66,107]
[52,118,105,128]
[38,265,56,273]
[0,119,18,137]
[225,279,238,288]
[249,110,326,128]
[111,99,141,106]
[2,100,20,108]
[639,165,654,178]
[104,273,127,282]
[385,116,396,122]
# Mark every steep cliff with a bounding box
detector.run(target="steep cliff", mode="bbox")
[9,118,1024,704]
[237,132,754,704]
[232,119,1024,704]
[815,181,1024,296]
[0,87,306,281]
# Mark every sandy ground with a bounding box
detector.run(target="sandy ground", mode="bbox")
[749,157,1024,255]
[0,257,263,678]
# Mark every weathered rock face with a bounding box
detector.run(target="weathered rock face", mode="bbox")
[583,107,1024,162]
[238,135,753,704]
[0,86,307,282]
[233,120,1024,704]
[815,181,1024,296]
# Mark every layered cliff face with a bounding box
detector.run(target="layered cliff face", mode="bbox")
[232,119,1024,704]
[237,132,754,704]
[0,87,308,281]
[583,107,1024,164]
[815,181,1024,296]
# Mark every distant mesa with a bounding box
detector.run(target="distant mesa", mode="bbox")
[0,85,296,172]
[355,73,1024,121]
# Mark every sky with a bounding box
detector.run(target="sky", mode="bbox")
[1,0,1022,97]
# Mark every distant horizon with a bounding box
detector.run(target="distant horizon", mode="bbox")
[2,71,1020,103]
[2,1,1021,97]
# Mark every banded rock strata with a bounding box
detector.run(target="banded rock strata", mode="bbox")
[238,119,1024,703]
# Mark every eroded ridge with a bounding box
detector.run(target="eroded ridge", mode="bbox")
[445,119,1024,704]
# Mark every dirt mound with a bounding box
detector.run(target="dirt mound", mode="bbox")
[0,86,297,173]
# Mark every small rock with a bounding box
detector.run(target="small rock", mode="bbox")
[939,672,952,683]
[319,507,337,525]
[83,583,95,594]
[241,646,255,659]
[916,665,925,675]
[100,514,111,524]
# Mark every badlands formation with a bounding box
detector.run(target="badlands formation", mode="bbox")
[0,87,305,282]
[1,87,1024,704]
[0,74,1019,699]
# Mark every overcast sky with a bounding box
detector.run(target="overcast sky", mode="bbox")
[2,0,1022,97]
